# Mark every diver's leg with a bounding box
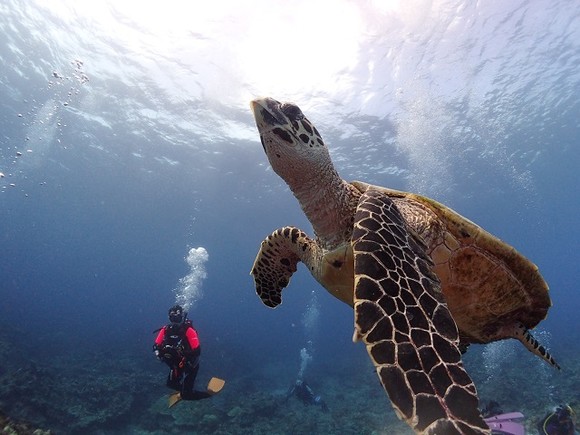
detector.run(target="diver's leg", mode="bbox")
[166,368,181,391]
[182,363,199,395]
[188,390,211,400]
[181,364,211,401]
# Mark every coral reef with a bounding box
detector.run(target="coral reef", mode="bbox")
[0,320,577,434]
[0,408,51,435]
[0,323,158,435]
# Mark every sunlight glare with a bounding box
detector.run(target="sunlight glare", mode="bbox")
[234,1,363,99]
[38,0,364,106]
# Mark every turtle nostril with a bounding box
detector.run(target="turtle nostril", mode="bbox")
[280,103,303,121]
[262,108,279,126]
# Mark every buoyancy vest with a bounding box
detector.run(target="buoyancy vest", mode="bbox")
[159,320,197,364]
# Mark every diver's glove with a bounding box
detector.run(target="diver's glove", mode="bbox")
[153,345,163,361]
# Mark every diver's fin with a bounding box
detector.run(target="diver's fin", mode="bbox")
[207,377,225,395]
[485,420,525,435]
[484,413,525,435]
[168,392,182,408]
[483,412,524,423]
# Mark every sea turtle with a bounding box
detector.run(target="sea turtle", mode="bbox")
[249,97,557,435]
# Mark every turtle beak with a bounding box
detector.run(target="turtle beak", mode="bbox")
[250,97,285,127]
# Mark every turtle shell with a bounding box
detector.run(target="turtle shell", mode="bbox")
[351,181,551,345]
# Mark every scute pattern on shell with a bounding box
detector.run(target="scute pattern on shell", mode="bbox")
[353,189,489,434]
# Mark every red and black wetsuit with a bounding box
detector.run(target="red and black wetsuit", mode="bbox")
[154,323,200,356]
[154,322,209,400]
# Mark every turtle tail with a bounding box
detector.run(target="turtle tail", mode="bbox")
[513,323,560,370]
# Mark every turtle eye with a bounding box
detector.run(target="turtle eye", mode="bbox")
[280,103,304,121]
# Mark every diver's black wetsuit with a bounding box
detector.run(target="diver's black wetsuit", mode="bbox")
[286,380,328,412]
[537,405,576,435]
[154,319,210,401]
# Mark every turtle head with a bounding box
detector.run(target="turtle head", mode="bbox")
[250,97,335,187]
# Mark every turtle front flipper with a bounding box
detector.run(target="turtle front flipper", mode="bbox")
[251,226,319,308]
[352,189,490,435]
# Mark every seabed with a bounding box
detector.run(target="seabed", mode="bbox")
[0,326,577,434]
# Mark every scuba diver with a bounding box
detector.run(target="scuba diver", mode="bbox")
[537,404,577,435]
[480,400,578,435]
[153,304,224,407]
[285,379,328,412]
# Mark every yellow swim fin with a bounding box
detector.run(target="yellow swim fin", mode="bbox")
[207,377,225,395]
[168,392,182,408]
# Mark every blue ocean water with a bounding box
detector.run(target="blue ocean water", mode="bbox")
[0,0,579,433]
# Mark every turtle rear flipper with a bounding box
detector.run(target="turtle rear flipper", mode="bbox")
[353,190,489,434]
[512,323,560,369]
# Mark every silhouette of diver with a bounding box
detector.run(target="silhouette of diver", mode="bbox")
[537,404,576,435]
[285,379,328,412]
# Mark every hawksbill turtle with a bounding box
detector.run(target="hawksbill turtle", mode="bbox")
[249,97,557,434]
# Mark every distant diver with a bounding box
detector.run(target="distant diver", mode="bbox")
[537,404,577,435]
[153,304,225,407]
[285,379,328,412]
